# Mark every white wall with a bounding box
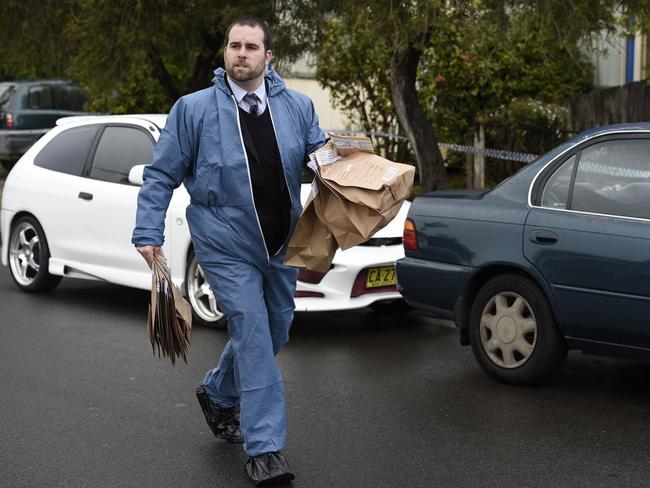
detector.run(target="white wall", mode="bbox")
[588,25,648,88]
[283,77,351,131]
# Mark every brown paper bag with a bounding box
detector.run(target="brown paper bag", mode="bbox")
[284,135,414,270]
[285,189,339,272]
[318,151,415,213]
[147,254,192,366]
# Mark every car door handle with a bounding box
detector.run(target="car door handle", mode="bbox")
[529,230,558,245]
[78,192,93,201]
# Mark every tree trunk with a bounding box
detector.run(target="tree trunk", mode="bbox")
[389,40,446,192]
[148,48,180,104]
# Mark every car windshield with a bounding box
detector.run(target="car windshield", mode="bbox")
[0,83,16,109]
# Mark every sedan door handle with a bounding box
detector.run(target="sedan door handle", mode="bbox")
[529,230,558,245]
[78,192,93,201]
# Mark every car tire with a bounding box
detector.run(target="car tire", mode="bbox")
[370,299,412,316]
[8,216,62,292]
[185,250,227,329]
[468,273,567,385]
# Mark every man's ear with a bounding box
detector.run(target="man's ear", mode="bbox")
[265,50,273,66]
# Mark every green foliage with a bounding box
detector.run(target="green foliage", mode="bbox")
[0,0,321,113]
[316,8,410,161]
[314,0,605,185]
[485,98,569,185]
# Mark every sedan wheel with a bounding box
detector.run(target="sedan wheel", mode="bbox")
[186,252,227,329]
[478,292,537,368]
[8,216,61,292]
[468,273,567,385]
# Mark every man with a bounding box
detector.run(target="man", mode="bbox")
[132,16,326,485]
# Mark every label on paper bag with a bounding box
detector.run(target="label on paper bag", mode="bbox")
[382,167,398,181]
[315,146,341,166]
[330,135,374,153]
[307,153,318,173]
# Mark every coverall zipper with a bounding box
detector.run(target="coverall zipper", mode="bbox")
[231,94,270,262]
[267,99,295,258]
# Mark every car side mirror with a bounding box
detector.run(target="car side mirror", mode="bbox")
[128,164,147,186]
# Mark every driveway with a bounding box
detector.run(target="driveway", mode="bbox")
[1,270,650,487]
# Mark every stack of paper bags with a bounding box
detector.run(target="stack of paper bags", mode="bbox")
[147,254,192,366]
[285,134,415,272]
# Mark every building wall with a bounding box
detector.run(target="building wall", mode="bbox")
[589,26,648,88]
[283,77,351,131]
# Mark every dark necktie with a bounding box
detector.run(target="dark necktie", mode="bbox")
[243,92,259,116]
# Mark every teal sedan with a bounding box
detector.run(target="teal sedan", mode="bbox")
[397,124,650,385]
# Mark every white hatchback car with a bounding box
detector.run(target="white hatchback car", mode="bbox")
[0,115,409,327]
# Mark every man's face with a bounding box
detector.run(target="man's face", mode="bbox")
[224,24,272,85]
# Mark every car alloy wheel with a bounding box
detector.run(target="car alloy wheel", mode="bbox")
[468,273,567,385]
[186,252,227,329]
[478,292,537,368]
[8,216,61,292]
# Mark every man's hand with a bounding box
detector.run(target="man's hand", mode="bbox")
[137,245,162,269]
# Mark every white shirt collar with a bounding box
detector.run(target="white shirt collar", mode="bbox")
[226,76,267,108]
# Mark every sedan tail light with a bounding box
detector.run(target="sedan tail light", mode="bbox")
[403,218,417,251]
[5,112,13,129]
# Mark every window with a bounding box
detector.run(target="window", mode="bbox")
[89,126,154,184]
[67,87,86,111]
[34,125,99,176]
[541,155,576,209]
[28,85,53,110]
[0,83,16,109]
[570,139,650,219]
[52,85,86,111]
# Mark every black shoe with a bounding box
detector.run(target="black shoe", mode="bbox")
[245,451,295,486]
[195,385,244,443]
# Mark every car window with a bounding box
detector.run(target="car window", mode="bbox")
[541,154,576,209]
[570,139,650,219]
[88,126,154,185]
[28,85,54,110]
[34,125,99,176]
[67,86,86,111]
[51,85,86,111]
[0,83,16,109]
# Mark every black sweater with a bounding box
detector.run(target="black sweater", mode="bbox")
[239,105,291,255]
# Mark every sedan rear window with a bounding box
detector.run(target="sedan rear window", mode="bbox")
[34,125,99,176]
[570,139,650,219]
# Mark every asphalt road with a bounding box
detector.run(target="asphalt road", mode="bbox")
[1,269,650,488]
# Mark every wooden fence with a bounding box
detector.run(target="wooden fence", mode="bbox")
[565,80,650,133]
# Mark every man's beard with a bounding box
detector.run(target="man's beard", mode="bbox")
[226,61,265,82]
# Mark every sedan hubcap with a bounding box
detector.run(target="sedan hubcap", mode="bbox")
[187,258,224,323]
[9,222,41,286]
[479,292,537,368]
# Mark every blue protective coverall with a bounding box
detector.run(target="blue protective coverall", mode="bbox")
[132,67,326,456]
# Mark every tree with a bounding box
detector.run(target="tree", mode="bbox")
[0,0,322,112]
[311,0,645,191]
[316,9,406,161]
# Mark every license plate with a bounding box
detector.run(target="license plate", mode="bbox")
[365,266,396,288]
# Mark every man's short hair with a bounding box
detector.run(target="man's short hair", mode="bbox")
[225,16,272,51]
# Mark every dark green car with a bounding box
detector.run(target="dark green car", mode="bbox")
[0,80,87,170]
